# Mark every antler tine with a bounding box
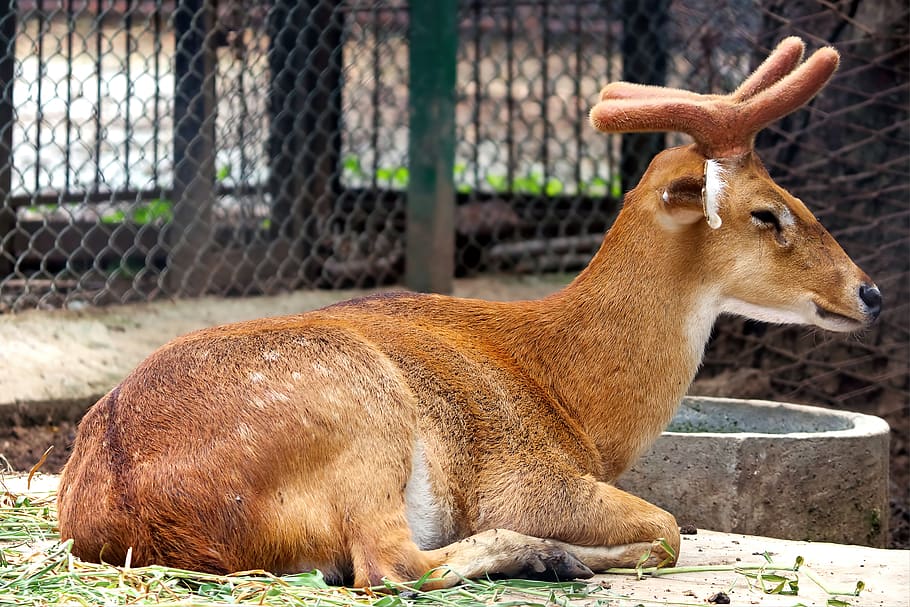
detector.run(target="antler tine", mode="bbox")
[599,81,707,103]
[589,97,718,142]
[589,37,840,158]
[738,46,840,139]
[732,36,805,102]
[603,37,806,106]
[590,80,728,154]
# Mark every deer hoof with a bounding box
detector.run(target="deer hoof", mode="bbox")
[518,544,594,581]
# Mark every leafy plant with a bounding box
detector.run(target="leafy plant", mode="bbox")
[453,162,474,194]
[101,199,173,225]
[376,166,409,188]
[0,485,873,607]
[216,164,232,183]
[343,153,622,199]
[485,173,508,193]
[607,552,866,606]
[579,173,623,198]
[24,204,61,216]
[343,154,368,181]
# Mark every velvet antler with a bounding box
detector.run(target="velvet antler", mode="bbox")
[589,37,840,158]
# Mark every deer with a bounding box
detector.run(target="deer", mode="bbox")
[57,37,881,589]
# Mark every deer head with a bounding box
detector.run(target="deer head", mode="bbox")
[588,37,881,332]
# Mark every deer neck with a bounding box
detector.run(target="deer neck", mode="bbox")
[505,210,720,478]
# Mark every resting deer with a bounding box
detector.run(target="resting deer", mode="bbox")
[58,37,880,588]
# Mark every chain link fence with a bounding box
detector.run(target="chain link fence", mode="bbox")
[0,0,906,544]
[663,0,909,549]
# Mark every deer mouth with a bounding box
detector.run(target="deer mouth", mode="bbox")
[813,302,865,331]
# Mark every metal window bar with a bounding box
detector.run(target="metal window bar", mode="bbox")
[64,0,72,194]
[152,0,161,186]
[93,0,102,194]
[34,0,43,195]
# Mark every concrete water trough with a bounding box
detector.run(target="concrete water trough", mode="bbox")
[617,396,891,547]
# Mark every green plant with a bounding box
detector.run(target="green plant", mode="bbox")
[606,552,866,606]
[343,154,368,180]
[24,204,61,216]
[343,153,624,199]
[484,173,508,193]
[216,164,232,183]
[579,173,623,198]
[101,199,173,225]
[502,171,565,196]
[1,486,871,607]
[376,166,409,188]
[454,162,472,193]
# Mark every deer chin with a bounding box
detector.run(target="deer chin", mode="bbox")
[721,296,866,332]
[719,296,811,327]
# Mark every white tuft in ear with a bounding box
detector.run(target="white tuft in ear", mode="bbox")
[703,159,726,229]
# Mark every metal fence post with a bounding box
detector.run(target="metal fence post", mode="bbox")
[620,0,669,190]
[166,0,216,296]
[406,0,458,294]
[0,3,14,280]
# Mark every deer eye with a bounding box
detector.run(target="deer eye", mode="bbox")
[751,209,782,232]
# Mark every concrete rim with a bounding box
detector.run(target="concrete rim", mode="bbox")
[669,395,891,439]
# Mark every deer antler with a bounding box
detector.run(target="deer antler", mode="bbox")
[589,37,840,158]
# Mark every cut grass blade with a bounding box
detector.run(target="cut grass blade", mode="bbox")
[0,480,869,606]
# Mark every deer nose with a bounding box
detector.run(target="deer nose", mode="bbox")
[859,284,882,319]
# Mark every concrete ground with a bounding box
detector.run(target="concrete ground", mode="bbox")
[1,277,908,606]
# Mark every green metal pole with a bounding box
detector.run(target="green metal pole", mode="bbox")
[406,0,458,294]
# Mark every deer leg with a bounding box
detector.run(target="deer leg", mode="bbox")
[365,477,678,588]
[480,475,682,574]
[345,526,592,590]
[547,539,677,571]
[303,476,674,588]
[418,528,593,590]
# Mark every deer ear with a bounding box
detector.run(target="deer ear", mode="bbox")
[658,175,705,226]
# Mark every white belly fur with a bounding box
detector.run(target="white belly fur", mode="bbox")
[404,439,455,549]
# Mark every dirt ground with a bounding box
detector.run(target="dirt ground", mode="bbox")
[3,414,907,550]
[0,421,75,474]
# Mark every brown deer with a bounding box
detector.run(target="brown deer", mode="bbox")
[58,37,880,588]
